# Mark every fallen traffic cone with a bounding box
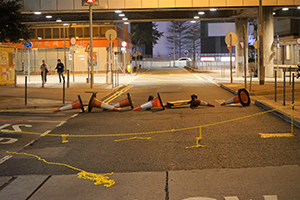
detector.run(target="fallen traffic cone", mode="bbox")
[165,99,191,108]
[111,93,134,109]
[190,94,215,109]
[221,88,250,107]
[53,95,85,112]
[88,94,120,112]
[132,93,165,111]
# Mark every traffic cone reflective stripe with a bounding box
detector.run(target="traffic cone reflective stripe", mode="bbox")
[190,95,215,108]
[132,93,165,111]
[111,93,134,109]
[53,95,85,112]
[221,89,250,106]
[88,94,120,112]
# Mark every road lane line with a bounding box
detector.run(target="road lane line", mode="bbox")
[201,75,220,86]
[263,195,278,200]
[0,124,11,129]
[23,140,36,147]
[0,155,12,165]
[56,121,66,127]
[41,130,52,137]
[71,114,78,118]
[259,133,294,138]
[193,74,204,80]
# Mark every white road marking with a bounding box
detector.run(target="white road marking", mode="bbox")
[0,124,11,129]
[224,197,239,200]
[56,121,66,127]
[12,124,32,132]
[263,195,278,200]
[0,155,13,165]
[71,114,78,118]
[0,138,18,144]
[23,140,35,148]
[41,130,52,137]
[28,120,62,123]
[201,75,220,86]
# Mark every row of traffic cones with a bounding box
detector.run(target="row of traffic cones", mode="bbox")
[53,89,250,113]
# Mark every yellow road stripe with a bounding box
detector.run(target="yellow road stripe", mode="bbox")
[259,133,294,138]
[103,85,133,103]
[193,74,203,80]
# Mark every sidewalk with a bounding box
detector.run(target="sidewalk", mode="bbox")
[186,66,300,128]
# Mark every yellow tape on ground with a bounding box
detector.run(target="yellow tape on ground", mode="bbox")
[0,103,298,145]
[6,151,115,187]
[114,137,151,142]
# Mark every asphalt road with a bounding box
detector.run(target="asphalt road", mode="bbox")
[0,67,299,178]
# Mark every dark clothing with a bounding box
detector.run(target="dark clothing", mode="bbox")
[40,63,48,83]
[41,71,47,83]
[55,63,64,72]
[55,62,65,82]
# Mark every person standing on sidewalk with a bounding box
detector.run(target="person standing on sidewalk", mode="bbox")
[55,59,65,83]
[40,60,48,85]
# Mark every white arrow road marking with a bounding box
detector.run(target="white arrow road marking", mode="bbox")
[0,124,11,129]
[0,138,18,144]
[12,124,32,132]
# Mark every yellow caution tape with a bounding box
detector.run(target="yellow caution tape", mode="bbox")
[114,137,151,142]
[6,151,115,187]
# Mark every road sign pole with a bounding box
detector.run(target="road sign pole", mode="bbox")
[277,35,279,80]
[89,4,94,88]
[27,49,30,82]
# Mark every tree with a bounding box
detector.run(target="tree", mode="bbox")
[0,0,32,43]
[131,22,164,52]
[182,21,201,58]
[166,21,189,58]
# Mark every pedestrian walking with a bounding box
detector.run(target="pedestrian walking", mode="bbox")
[55,59,65,83]
[40,60,48,85]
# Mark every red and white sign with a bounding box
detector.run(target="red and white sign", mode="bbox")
[121,41,127,47]
[89,52,97,62]
[85,44,91,52]
[70,37,77,46]
[239,41,244,49]
[296,37,300,45]
[227,45,231,50]
[85,0,95,4]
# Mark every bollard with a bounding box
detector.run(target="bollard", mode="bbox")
[14,70,17,87]
[67,70,70,88]
[25,76,27,105]
[275,70,277,102]
[289,66,292,85]
[283,70,286,106]
[292,73,295,109]
[63,78,65,104]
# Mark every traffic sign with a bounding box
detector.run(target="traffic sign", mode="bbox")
[225,32,237,46]
[184,50,189,56]
[137,51,141,56]
[23,42,32,49]
[133,51,138,57]
[105,29,117,41]
[239,41,244,49]
[296,37,300,45]
[85,0,95,4]
[121,41,127,47]
[70,37,77,46]
[253,40,258,49]
[85,44,91,52]
[168,54,171,58]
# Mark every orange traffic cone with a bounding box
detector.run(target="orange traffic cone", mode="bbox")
[88,94,120,112]
[53,95,85,112]
[111,93,134,109]
[132,93,165,111]
[190,94,215,109]
[221,88,250,106]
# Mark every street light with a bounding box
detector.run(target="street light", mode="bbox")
[56,17,62,23]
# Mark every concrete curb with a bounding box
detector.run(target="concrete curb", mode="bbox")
[220,84,238,95]
[255,100,300,129]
